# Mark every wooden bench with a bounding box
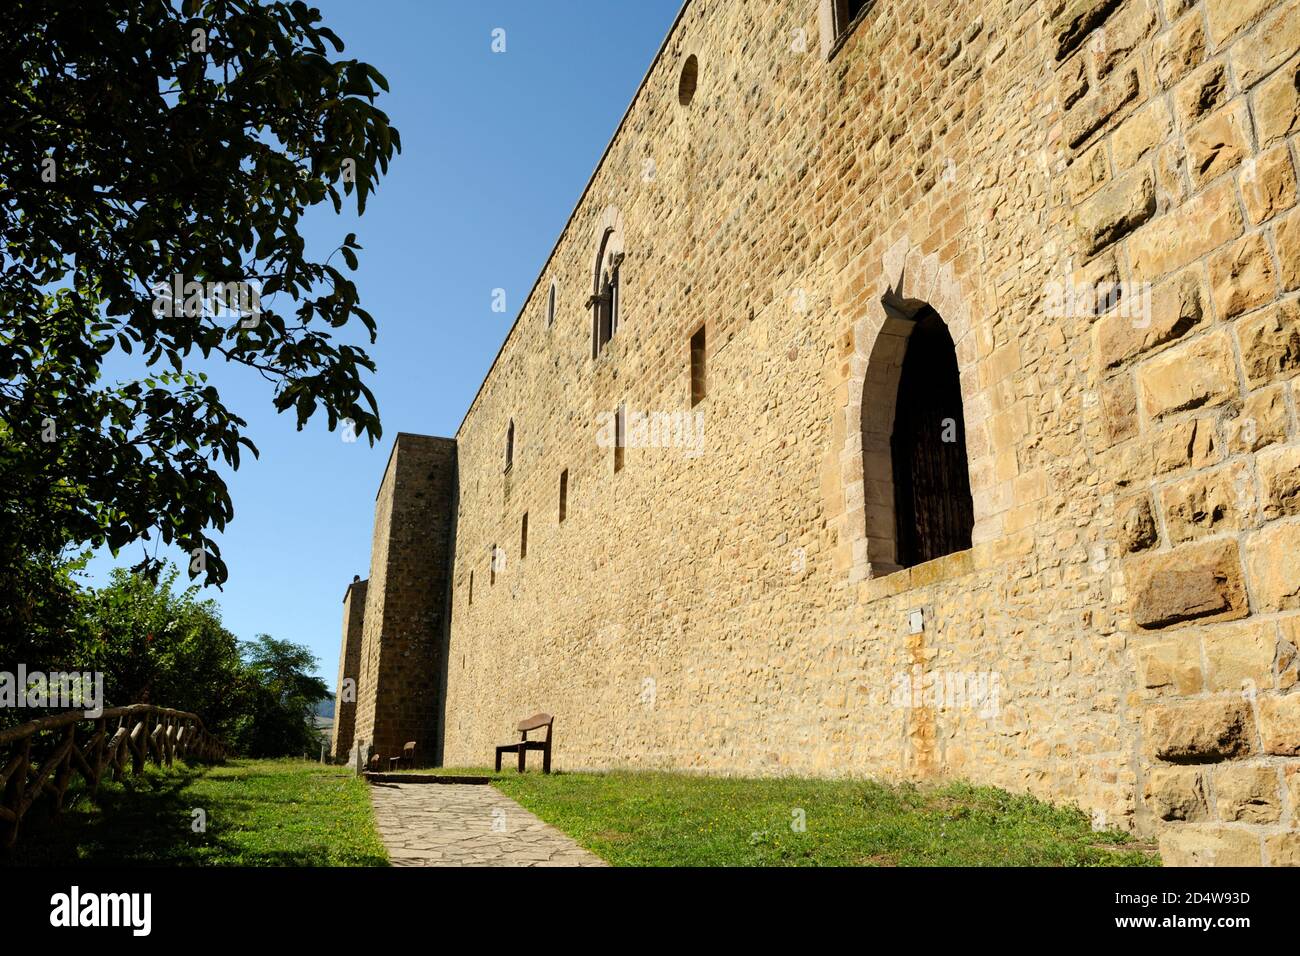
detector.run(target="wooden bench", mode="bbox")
[494,713,553,773]
[388,741,416,772]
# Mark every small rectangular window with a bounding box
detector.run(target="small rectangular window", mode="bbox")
[490,546,497,586]
[558,469,568,523]
[520,512,528,559]
[614,404,625,473]
[690,325,707,406]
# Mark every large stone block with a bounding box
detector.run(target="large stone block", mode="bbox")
[1052,0,1124,61]
[1096,268,1203,371]
[1068,141,1110,201]
[1153,10,1204,90]
[1204,621,1278,693]
[1075,165,1156,256]
[1102,371,1139,445]
[1245,520,1300,611]
[1237,299,1300,388]
[1128,538,1249,629]
[1135,637,1203,695]
[1209,229,1277,322]
[1090,0,1156,78]
[1258,444,1300,520]
[1112,99,1173,171]
[1145,766,1209,820]
[1254,55,1300,149]
[1258,693,1300,755]
[1059,53,1091,111]
[1161,462,1252,544]
[1161,827,1261,866]
[1129,181,1243,281]
[1265,832,1300,866]
[1117,492,1160,553]
[1155,139,1189,206]
[1065,67,1139,149]
[1205,0,1276,46]
[1214,764,1281,823]
[1186,104,1249,188]
[1153,417,1220,475]
[1276,207,1300,290]
[1174,61,1228,129]
[1143,698,1253,762]
[1232,0,1300,89]
[1228,386,1289,454]
[1240,147,1298,226]
[1136,330,1239,420]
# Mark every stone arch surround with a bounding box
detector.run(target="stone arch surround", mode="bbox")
[591,205,625,286]
[837,234,994,584]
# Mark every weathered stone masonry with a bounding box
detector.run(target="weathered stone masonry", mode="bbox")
[330,576,366,761]
[349,435,457,766]
[338,0,1300,864]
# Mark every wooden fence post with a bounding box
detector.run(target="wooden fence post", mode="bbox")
[0,705,228,851]
[2,737,31,848]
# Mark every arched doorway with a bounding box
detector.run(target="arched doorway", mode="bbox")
[888,308,974,567]
[840,237,989,583]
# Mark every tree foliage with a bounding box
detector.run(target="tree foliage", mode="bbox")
[231,633,329,757]
[9,564,330,756]
[79,566,246,735]
[0,0,398,607]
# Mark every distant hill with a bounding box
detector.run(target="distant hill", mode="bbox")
[315,696,334,719]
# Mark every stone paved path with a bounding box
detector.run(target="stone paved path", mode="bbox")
[369,782,608,867]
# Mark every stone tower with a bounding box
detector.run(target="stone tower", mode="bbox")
[330,575,367,761]
[350,433,457,766]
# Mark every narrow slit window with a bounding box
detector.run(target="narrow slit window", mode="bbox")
[505,420,515,472]
[468,571,474,606]
[558,469,568,523]
[614,403,625,473]
[520,512,528,559]
[690,325,707,406]
[489,545,497,586]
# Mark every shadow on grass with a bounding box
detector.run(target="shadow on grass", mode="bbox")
[6,765,211,866]
[4,759,389,867]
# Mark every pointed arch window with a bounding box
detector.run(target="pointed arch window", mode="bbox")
[591,226,623,359]
[504,419,515,473]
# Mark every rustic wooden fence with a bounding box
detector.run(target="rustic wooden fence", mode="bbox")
[0,704,228,848]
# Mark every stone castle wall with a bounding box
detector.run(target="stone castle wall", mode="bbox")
[342,0,1300,864]
[330,577,367,760]
[350,434,457,765]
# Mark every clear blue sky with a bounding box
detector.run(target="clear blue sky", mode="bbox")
[83,0,685,680]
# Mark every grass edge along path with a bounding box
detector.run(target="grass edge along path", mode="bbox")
[480,769,1161,867]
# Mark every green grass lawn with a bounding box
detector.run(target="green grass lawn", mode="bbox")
[484,770,1160,867]
[6,758,388,866]
[5,758,1160,867]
